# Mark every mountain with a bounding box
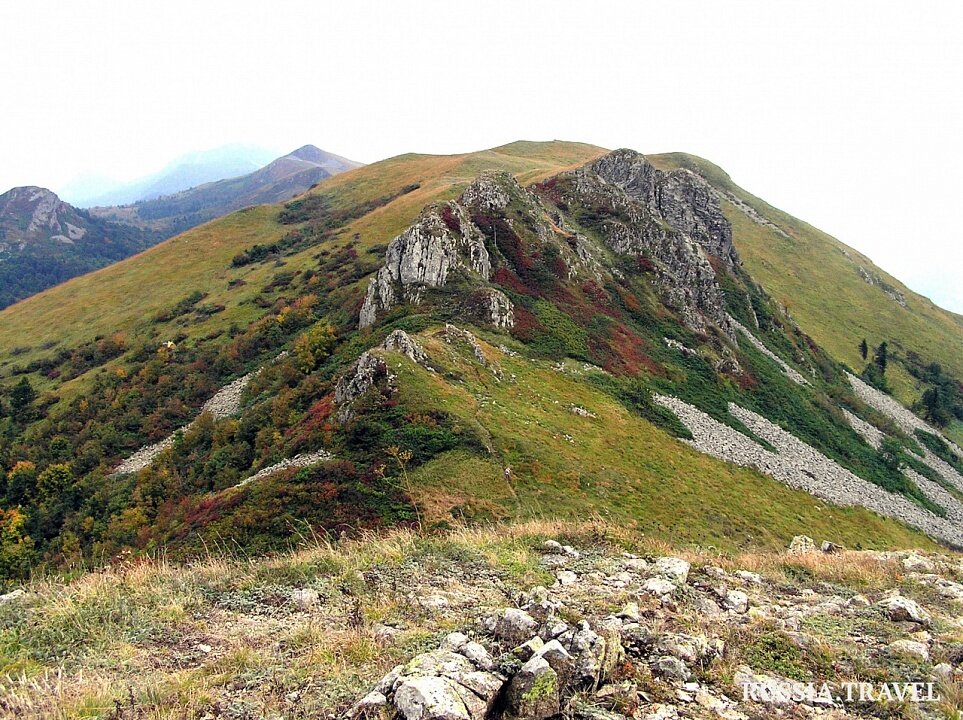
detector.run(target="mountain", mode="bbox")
[87,144,363,237]
[0,186,158,309]
[4,139,963,586]
[63,144,280,207]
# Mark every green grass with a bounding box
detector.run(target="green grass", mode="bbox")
[388,329,935,552]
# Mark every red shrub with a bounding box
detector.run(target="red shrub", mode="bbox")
[440,204,461,233]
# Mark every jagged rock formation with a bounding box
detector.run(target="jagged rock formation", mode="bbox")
[584,149,738,266]
[360,154,740,342]
[383,329,432,366]
[467,288,515,330]
[335,351,394,423]
[360,200,492,328]
[563,151,736,340]
[441,324,500,378]
[654,395,963,547]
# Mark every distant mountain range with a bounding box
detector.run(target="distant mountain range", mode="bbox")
[0,186,157,309]
[87,145,362,236]
[61,144,280,207]
[0,145,361,308]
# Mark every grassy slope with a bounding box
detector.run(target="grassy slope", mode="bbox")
[649,153,963,417]
[385,329,933,552]
[0,141,605,397]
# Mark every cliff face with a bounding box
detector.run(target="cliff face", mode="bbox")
[0,186,90,248]
[360,200,492,328]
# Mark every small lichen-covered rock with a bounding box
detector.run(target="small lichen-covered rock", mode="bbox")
[642,578,677,596]
[889,639,930,661]
[788,535,816,555]
[393,676,473,720]
[505,655,560,720]
[486,607,538,643]
[535,639,575,683]
[660,634,710,664]
[653,557,691,583]
[878,595,931,625]
[559,623,617,688]
[290,588,320,610]
[722,589,749,614]
[652,655,690,682]
[347,690,388,719]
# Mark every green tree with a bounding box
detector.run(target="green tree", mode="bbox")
[37,463,73,501]
[920,386,951,427]
[859,338,868,361]
[874,342,888,374]
[4,461,37,505]
[0,508,36,584]
[9,378,36,418]
[293,322,336,373]
[879,437,903,471]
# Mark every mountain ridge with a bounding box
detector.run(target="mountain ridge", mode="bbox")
[65,143,279,207]
[1,140,962,590]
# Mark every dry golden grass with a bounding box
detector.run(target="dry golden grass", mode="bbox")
[1,520,957,719]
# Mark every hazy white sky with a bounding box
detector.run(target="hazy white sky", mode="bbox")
[2,1,962,312]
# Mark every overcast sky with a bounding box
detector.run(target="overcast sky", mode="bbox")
[2,1,961,312]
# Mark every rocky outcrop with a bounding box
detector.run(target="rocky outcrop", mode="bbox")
[477,288,515,330]
[358,171,546,331]
[335,351,393,422]
[359,153,746,344]
[383,329,431,366]
[588,149,738,266]
[359,200,492,329]
[440,324,501,379]
[565,151,735,341]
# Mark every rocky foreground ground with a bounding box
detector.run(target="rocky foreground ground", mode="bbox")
[3,522,963,719]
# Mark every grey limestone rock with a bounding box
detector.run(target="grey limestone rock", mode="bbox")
[335,351,391,422]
